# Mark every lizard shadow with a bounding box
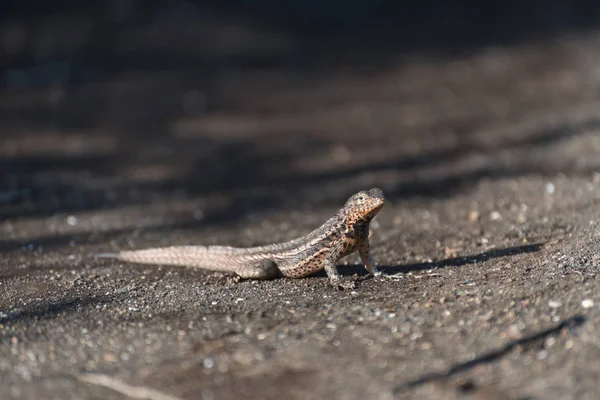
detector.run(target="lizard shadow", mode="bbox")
[327,243,543,277]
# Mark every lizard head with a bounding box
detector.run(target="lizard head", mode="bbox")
[343,188,385,224]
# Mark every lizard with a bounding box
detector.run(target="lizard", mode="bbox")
[91,188,386,288]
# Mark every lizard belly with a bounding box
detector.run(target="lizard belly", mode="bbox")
[280,248,328,278]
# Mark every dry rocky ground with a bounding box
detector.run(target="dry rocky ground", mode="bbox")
[2,5,600,399]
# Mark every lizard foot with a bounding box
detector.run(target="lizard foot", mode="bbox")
[217,274,242,285]
[330,279,357,290]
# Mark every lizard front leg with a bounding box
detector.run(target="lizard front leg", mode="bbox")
[359,241,383,277]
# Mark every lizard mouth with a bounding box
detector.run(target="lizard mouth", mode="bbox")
[372,202,384,214]
[367,199,385,217]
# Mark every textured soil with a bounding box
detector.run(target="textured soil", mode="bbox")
[2,5,600,400]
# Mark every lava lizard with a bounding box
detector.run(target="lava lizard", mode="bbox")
[91,188,386,288]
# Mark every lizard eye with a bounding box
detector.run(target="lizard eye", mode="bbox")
[358,195,364,201]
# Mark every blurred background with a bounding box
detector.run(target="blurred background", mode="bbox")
[2,0,600,232]
[3,4,600,398]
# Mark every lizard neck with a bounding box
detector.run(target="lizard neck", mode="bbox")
[341,206,373,232]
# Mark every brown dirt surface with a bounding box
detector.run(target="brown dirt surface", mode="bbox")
[2,4,600,400]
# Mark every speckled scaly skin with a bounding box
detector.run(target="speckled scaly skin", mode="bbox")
[92,188,385,287]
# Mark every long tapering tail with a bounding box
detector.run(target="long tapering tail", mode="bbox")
[89,246,262,273]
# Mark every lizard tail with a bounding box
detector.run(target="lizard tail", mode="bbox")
[90,245,257,273]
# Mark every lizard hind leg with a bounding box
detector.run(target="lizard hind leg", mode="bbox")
[235,259,281,280]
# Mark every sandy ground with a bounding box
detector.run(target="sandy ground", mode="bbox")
[3,5,600,399]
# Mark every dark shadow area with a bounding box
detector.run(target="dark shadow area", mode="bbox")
[307,243,543,278]
[0,293,124,342]
[0,131,329,223]
[453,379,532,400]
[2,113,598,224]
[285,118,600,193]
[3,1,600,72]
[0,197,262,253]
[393,314,586,393]
[388,243,544,274]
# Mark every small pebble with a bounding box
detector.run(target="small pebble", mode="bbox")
[545,183,555,194]
[468,210,480,222]
[203,357,215,368]
[66,215,77,226]
[581,299,594,309]
[548,300,562,309]
[480,310,494,321]
[490,211,502,221]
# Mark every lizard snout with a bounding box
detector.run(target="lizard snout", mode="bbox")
[368,188,385,201]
